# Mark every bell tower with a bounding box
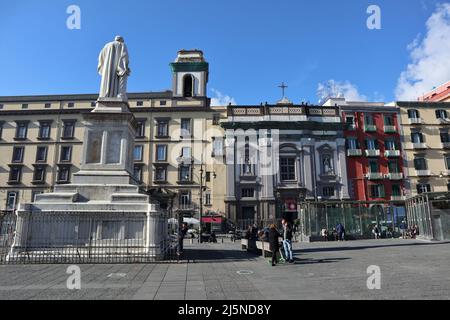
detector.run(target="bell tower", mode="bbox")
[170,50,209,98]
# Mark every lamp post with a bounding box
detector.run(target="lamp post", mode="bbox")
[199,167,204,243]
[275,190,282,224]
[189,165,216,244]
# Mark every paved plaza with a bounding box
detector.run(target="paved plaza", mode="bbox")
[0,239,449,300]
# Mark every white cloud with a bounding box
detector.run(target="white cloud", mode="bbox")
[210,88,237,106]
[317,79,367,102]
[395,3,450,100]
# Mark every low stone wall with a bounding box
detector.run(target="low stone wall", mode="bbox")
[241,239,273,256]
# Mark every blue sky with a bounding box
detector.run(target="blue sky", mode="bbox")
[1,0,449,104]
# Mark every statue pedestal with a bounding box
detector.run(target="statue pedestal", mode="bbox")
[93,97,131,113]
[7,100,169,262]
[73,100,136,185]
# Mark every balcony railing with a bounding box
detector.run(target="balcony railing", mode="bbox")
[175,204,198,212]
[366,172,383,180]
[437,118,450,125]
[384,150,400,157]
[384,125,397,133]
[364,125,377,132]
[416,170,431,177]
[412,142,427,149]
[228,105,339,117]
[347,149,362,157]
[365,149,380,157]
[409,118,422,124]
[387,173,403,180]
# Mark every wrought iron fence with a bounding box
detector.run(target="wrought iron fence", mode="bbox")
[0,211,180,264]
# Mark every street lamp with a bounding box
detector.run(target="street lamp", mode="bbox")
[189,165,216,243]
[275,191,282,223]
[199,167,204,243]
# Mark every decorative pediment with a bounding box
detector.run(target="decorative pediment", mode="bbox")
[279,144,298,153]
[317,144,335,152]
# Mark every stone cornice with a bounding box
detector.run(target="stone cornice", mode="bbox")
[0,91,173,103]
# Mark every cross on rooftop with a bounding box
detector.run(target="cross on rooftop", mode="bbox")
[278,82,288,98]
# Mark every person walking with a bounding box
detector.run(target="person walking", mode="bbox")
[178,223,188,255]
[321,228,328,241]
[411,224,419,239]
[336,223,345,241]
[399,220,407,239]
[282,219,294,263]
[372,224,381,239]
[268,224,282,267]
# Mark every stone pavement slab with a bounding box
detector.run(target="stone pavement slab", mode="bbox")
[0,239,449,300]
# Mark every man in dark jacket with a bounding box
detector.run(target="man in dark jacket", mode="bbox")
[268,224,281,266]
[178,223,188,254]
[282,219,294,263]
[336,223,345,241]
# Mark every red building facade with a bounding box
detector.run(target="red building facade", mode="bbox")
[342,105,405,202]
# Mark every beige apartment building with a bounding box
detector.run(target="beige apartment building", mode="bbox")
[0,50,227,222]
[398,101,450,196]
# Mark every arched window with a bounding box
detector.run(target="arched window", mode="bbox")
[183,74,194,97]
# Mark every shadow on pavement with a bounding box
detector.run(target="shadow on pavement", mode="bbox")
[293,257,351,265]
[293,240,450,254]
[179,248,260,263]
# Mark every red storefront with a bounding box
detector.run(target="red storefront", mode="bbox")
[342,105,405,202]
[201,215,225,233]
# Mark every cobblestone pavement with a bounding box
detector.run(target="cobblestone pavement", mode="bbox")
[0,239,449,300]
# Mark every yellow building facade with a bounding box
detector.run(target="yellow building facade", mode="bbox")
[398,101,450,196]
[0,50,227,222]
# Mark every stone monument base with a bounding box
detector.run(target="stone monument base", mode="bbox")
[7,100,169,263]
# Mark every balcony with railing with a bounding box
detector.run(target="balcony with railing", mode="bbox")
[391,195,406,201]
[409,118,422,125]
[175,203,199,213]
[366,172,384,180]
[347,149,362,157]
[384,125,397,133]
[441,170,450,176]
[411,142,427,149]
[364,125,377,132]
[416,170,431,177]
[387,173,403,180]
[437,118,450,125]
[384,150,401,157]
[365,149,380,157]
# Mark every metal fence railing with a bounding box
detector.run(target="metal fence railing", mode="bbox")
[0,212,180,265]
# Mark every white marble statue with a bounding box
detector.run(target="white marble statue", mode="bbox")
[97,36,131,100]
